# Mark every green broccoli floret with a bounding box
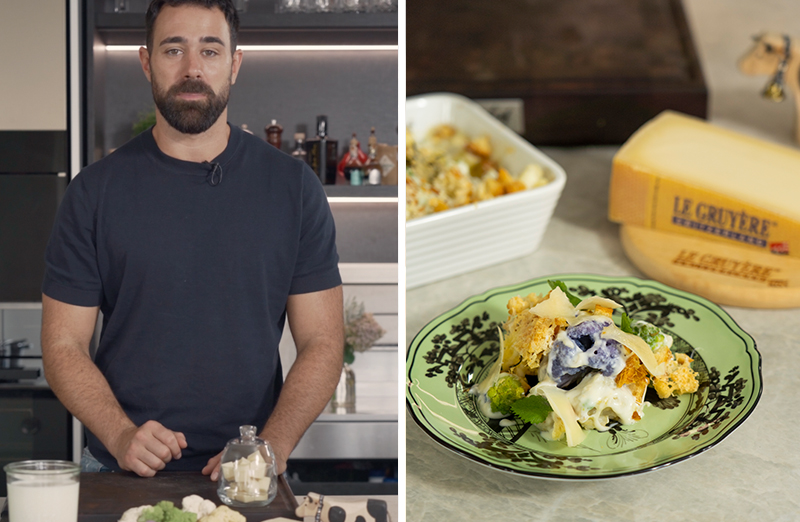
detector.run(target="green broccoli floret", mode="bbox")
[486,374,527,415]
[138,504,164,522]
[138,501,196,522]
[632,321,666,350]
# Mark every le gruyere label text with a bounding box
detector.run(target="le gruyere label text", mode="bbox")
[671,196,776,248]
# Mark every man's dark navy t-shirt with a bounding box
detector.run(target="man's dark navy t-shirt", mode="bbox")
[42,124,341,471]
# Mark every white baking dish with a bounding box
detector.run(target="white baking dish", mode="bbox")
[406,93,567,288]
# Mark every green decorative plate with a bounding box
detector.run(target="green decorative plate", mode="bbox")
[406,274,762,479]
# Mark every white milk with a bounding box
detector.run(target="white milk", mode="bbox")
[7,481,79,522]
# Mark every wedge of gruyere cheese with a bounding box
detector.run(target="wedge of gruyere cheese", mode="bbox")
[609,111,800,258]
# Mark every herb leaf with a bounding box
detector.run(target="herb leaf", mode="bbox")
[620,312,635,334]
[511,395,553,424]
[547,280,582,307]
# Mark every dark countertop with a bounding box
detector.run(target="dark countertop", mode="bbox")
[2,472,299,522]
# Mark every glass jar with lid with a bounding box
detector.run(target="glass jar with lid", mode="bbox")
[217,425,278,507]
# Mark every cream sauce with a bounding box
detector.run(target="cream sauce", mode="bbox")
[566,373,642,430]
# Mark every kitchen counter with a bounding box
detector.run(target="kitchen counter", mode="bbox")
[0,474,399,522]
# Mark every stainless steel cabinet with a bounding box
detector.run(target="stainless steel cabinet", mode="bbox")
[0,388,73,496]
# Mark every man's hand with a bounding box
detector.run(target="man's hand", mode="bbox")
[201,445,287,481]
[42,296,186,478]
[201,450,223,481]
[111,420,187,477]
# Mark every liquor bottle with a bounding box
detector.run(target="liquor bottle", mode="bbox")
[340,134,366,186]
[365,127,382,185]
[291,133,308,164]
[265,119,283,150]
[306,116,338,184]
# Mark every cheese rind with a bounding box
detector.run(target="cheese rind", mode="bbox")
[609,111,800,258]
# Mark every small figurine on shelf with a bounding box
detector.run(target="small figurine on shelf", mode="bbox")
[265,119,283,150]
[365,127,382,185]
[338,134,368,185]
[291,132,308,164]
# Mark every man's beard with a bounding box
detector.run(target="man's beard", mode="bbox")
[152,76,230,134]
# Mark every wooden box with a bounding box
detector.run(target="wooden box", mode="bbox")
[406,0,708,145]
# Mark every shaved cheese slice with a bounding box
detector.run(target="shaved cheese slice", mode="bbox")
[603,323,665,378]
[473,328,505,395]
[530,287,576,319]
[576,295,622,311]
[534,383,586,447]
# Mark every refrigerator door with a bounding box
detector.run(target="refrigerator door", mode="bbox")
[0,173,69,303]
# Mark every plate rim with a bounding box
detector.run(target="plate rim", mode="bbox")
[406,273,763,480]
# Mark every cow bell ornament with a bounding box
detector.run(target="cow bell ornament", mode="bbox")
[739,32,800,145]
[295,492,390,522]
[762,35,790,102]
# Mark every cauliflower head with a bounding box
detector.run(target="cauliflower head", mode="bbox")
[198,506,245,522]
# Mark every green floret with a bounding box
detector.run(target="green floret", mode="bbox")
[138,501,196,522]
[486,375,527,415]
[632,321,666,350]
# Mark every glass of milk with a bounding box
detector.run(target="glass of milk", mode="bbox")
[4,460,80,522]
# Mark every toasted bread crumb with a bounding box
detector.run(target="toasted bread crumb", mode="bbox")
[652,345,699,398]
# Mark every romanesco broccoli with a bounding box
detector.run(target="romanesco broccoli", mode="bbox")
[486,374,527,415]
[138,501,197,522]
[633,321,666,350]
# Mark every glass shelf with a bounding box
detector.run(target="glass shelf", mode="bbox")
[323,185,397,199]
[95,0,397,46]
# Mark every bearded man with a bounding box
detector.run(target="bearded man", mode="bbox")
[41,0,344,479]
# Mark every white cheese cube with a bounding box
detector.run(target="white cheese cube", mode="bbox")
[234,457,251,484]
[255,476,271,491]
[242,450,268,478]
[220,461,236,482]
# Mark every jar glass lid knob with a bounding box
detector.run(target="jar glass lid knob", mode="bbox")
[239,425,257,442]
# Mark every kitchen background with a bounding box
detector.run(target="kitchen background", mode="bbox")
[0,0,398,496]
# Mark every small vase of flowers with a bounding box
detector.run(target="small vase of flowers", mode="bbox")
[330,297,386,413]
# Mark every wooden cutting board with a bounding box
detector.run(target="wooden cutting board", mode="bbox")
[71,472,299,522]
[406,0,707,145]
[620,224,800,308]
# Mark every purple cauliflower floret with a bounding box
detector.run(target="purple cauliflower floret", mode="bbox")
[549,338,589,388]
[566,318,609,341]
[548,319,623,388]
[567,318,612,351]
[586,338,623,377]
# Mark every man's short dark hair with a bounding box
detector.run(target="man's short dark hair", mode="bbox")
[145,0,240,54]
